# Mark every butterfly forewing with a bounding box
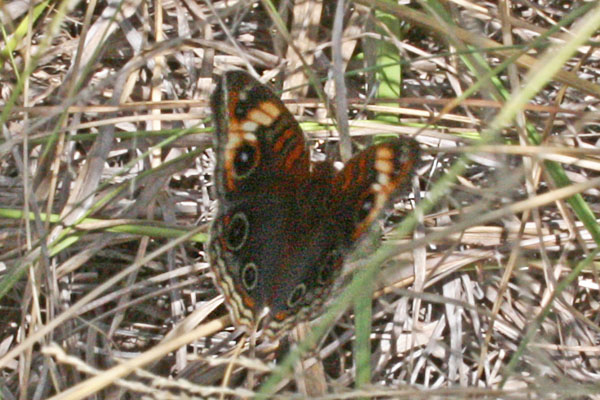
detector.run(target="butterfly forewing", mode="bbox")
[331,139,420,247]
[210,71,309,199]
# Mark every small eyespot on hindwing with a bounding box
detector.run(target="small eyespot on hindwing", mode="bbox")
[224,212,249,251]
[287,284,306,308]
[241,262,258,290]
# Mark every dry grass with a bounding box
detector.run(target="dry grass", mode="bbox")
[1,0,600,398]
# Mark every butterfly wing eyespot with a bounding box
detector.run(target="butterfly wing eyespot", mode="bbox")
[224,212,250,251]
[356,192,376,224]
[287,283,307,308]
[232,142,259,178]
[241,262,258,290]
[332,137,420,246]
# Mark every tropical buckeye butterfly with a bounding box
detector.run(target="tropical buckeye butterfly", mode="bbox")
[208,70,419,338]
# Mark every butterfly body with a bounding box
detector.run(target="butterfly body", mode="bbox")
[208,71,419,337]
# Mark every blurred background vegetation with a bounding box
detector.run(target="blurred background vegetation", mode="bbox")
[1,0,599,398]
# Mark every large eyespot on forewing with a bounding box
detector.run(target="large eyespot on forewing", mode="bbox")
[231,141,259,179]
[332,137,420,244]
[223,212,250,251]
[355,192,376,225]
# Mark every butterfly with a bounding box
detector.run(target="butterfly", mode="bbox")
[207,70,419,338]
